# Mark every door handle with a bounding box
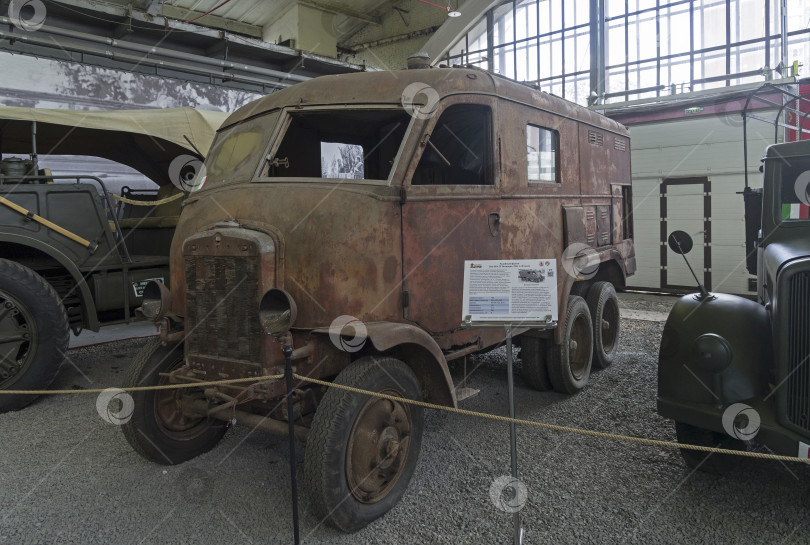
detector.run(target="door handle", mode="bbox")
[488,212,501,237]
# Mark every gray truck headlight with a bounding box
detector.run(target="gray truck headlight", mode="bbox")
[693,333,732,373]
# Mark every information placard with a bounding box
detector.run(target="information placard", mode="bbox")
[462,259,558,323]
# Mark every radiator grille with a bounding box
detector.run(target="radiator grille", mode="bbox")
[786,270,810,433]
[185,255,262,363]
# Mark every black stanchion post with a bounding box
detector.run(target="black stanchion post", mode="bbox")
[283,345,301,545]
[504,325,522,545]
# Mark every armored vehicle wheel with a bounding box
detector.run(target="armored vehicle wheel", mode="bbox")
[304,356,424,532]
[548,295,593,394]
[520,336,552,391]
[122,338,226,465]
[586,282,620,369]
[0,259,69,413]
[674,422,745,474]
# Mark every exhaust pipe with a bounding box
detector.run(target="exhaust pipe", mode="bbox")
[183,399,309,442]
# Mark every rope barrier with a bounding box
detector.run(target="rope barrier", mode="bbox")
[2,371,808,464]
[111,192,184,206]
[290,374,810,465]
[0,374,283,395]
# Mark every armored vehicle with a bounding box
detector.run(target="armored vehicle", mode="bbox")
[658,139,810,471]
[519,269,545,282]
[125,67,635,530]
[0,106,226,412]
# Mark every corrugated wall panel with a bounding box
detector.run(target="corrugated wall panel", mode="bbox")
[622,109,775,294]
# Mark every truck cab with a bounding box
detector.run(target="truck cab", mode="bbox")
[658,139,810,471]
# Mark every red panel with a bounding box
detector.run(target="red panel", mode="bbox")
[789,84,810,142]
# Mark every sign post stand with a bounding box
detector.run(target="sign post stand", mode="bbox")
[505,324,519,545]
[460,259,559,545]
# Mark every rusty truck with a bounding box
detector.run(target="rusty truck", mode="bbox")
[124,67,635,531]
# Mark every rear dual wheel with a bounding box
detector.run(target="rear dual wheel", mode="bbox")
[547,295,594,394]
[521,336,552,391]
[586,282,620,370]
[523,283,620,394]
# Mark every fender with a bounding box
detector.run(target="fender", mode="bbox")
[313,321,457,408]
[558,243,633,344]
[0,233,99,331]
[657,292,771,430]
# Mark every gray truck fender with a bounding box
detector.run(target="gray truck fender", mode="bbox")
[0,234,99,331]
[658,292,771,426]
[313,321,457,408]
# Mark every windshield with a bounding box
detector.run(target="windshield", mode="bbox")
[777,155,810,222]
[203,114,276,188]
[262,109,412,182]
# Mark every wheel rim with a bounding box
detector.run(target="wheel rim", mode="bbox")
[153,357,212,439]
[0,290,37,389]
[600,297,619,354]
[569,313,591,380]
[346,390,412,504]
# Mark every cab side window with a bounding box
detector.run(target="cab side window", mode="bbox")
[412,104,492,186]
[527,125,558,183]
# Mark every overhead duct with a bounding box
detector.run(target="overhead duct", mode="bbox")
[0,16,309,86]
[263,3,338,58]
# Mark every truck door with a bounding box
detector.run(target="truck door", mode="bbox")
[662,177,711,290]
[400,97,500,346]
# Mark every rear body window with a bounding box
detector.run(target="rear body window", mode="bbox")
[527,124,558,183]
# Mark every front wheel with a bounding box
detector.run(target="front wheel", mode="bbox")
[0,259,69,413]
[674,422,745,474]
[304,356,424,532]
[121,338,227,465]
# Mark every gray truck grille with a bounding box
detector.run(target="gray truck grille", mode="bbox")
[786,270,810,433]
[184,255,262,363]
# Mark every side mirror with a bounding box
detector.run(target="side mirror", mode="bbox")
[667,230,693,255]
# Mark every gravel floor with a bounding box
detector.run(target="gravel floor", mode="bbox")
[1,309,809,544]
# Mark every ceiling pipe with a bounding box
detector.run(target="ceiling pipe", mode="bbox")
[0,24,293,90]
[345,25,441,53]
[0,16,310,85]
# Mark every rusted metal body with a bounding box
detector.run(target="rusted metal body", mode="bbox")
[156,66,634,418]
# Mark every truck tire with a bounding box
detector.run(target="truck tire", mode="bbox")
[586,281,620,369]
[0,259,69,413]
[122,338,226,465]
[674,422,745,475]
[547,295,593,394]
[304,356,424,532]
[520,336,552,391]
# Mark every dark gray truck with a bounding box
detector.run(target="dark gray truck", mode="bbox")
[0,106,226,412]
[658,139,810,470]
